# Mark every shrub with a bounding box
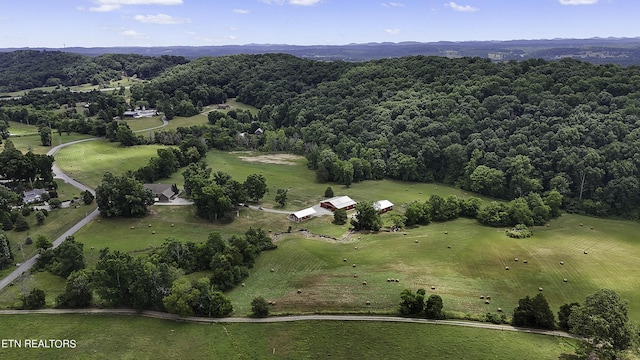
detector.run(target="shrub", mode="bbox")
[14,215,30,232]
[21,207,32,217]
[505,224,533,238]
[333,208,347,225]
[35,211,46,225]
[21,288,46,310]
[251,296,270,317]
[324,186,334,198]
[49,199,62,209]
[25,237,33,245]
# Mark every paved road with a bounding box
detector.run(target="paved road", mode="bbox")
[0,119,170,292]
[0,308,579,339]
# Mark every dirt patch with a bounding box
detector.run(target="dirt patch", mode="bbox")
[238,153,304,165]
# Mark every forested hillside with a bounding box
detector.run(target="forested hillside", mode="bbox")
[138,54,640,218]
[0,50,188,92]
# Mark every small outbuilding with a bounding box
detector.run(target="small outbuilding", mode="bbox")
[373,200,394,214]
[289,207,317,223]
[320,196,357,212]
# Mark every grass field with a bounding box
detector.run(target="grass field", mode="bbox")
[1,132,94,155]
[54,140,167,188]
[45,148,640,321]
[0,314,578,359]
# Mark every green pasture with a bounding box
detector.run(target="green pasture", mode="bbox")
[5,122,39,136]
[1,132,94,155]
[0,314,577,359]
[54,140,167,188]
[226,213,640,322]
[162,114,209,131]
[165,150,492,211]
[119,117,164,132]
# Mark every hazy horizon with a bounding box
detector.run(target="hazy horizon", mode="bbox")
[1,0,638,48]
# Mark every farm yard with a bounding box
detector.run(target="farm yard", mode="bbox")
[9,146,640,325]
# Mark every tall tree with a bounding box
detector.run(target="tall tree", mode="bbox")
[95,172,154,218]
[243,173,267,203]
[351,201,382,231]
[569,289,633,359]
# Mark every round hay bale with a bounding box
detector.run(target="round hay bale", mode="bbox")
[366,301,371,305]
[131,226,135,229]
[497,307,503,312]
[148,224,152,227]
[590,227,594,230]
[354,274,358,278]
[447,245,451,249]
[479,295,485,299]
[395,279,400,282]
[297,289,302,294]
[268,300,273,305]
[486,295,491,300]
[538,287,543,291]
[584,251,588,254]
[563,278,568,282]
[560,261,564,265]
[403,233,407,236]
[523,259,528,264]
[514,258,518,262]
[362,281,367,285]
[90,247,94,250]
[171,224,175,227]
[546,224,550,227]
[414,240,419,243]
[485,300,490,304]
[387,278,392,282]
[444,231,448,235]
[352,264,356,268]
[354,246,359,250]
[343,258,347,262]
[579,223,583,226]
[271,301,276,306]
[270,268,275,272]
[152,231,156,234]
[505,266,510,270]
[431,286,436,290]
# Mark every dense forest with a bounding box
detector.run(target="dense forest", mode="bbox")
[136,54,640,218]
[0,50,187,92]
[3,52,640,218]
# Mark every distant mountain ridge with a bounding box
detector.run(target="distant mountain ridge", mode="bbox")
[3,37,640,64]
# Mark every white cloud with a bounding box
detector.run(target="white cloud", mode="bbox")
[134,14,189,24]
[385,28,401,35]
[119,29,145,38]
[559,0,598,4]
[289,0,321,5]
[90,0,182,12]
[445,2,478,12]
[233,9,250,14]
[382,2,405,7]
[260,0,321,5]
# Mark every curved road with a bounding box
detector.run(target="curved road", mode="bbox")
[0,308,579,339]
[0,119,169,292]
[0,118,581,341]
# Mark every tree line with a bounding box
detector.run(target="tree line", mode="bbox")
[135,54,640,218]
[0,50,187,92]
[29,228,275,318]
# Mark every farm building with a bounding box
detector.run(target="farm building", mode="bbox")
[23,188,47,204]
[143,184,177,203]
[373,200,394,214]
[320,196,357,212]
[289,207,317,222]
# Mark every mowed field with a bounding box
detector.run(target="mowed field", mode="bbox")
[0,314,577,360]
[54,140,168,188]
[49,146,640,322]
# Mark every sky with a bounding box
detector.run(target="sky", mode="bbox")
[0,0,638,48]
